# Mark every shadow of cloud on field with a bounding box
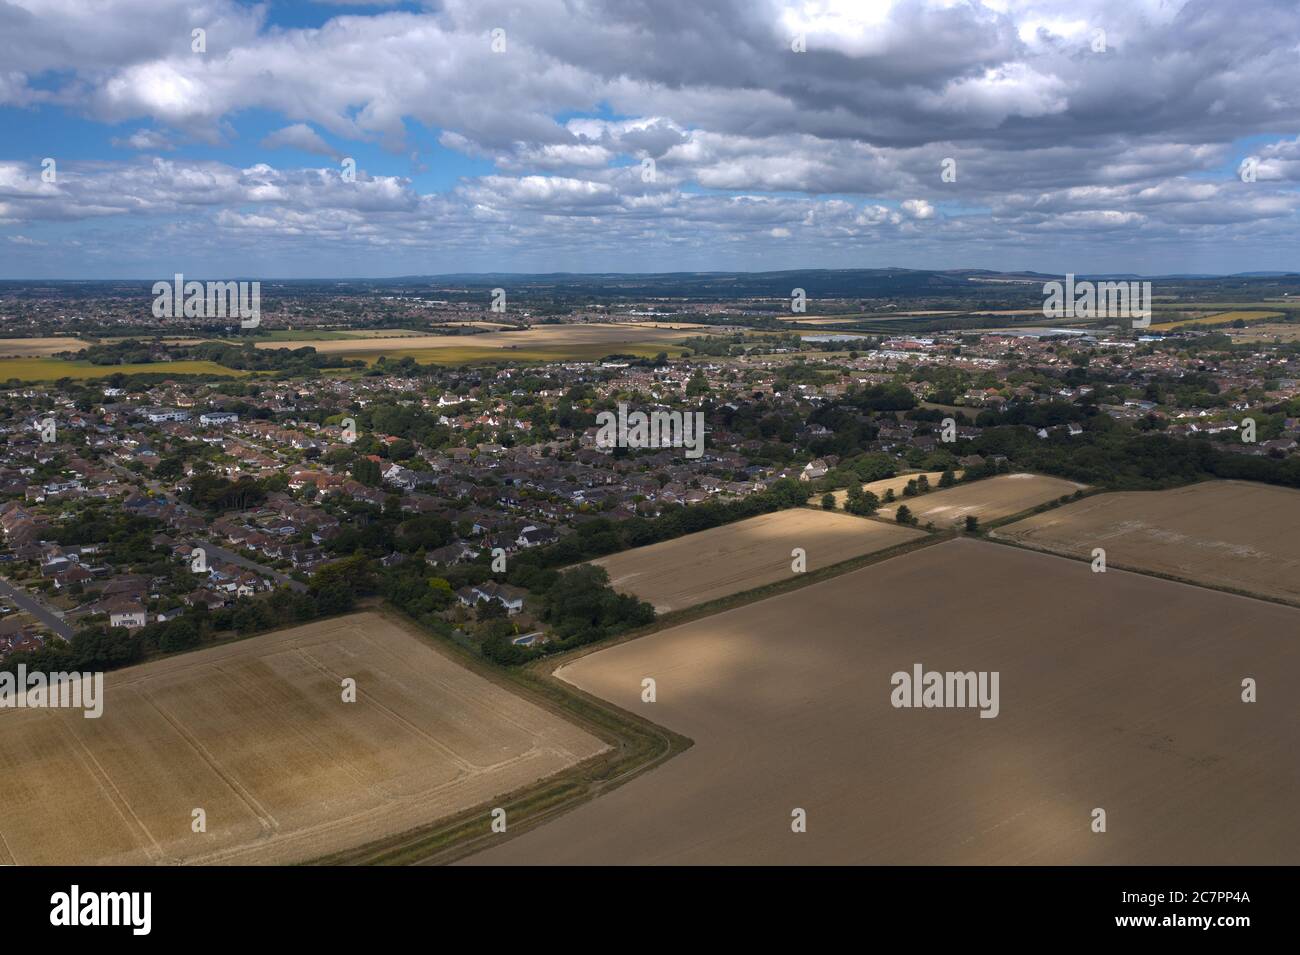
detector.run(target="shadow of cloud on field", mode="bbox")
[483,539,1300,865]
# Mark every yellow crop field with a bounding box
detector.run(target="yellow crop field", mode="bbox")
[468,539,1300,865]
[823,470,964,509]
[257,323,709,356]
[878,473,1085,527]
[591,508,925,612]
[0,337,96,357]
[1149,310,1281,332]
[994,480,1300,604]
[0,612,605,865]
[0,357,245,382]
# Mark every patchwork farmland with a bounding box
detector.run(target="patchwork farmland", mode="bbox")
[591,508,927,613]
[1148,310,1282,332]
[0,612,605,865]
[994,480,1300,604]
[255,323,714,359]
[467,539,1300,865]
[878,473,1086,527]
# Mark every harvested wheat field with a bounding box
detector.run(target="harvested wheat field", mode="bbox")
[0,612,604,866]
[592,508,926,612]
[616,321,715,331]
[467,539,1300,865]
[878,473,1085,527]
[257,323,710,355]
[0,336,95,357]
[994,480,1300,604]
[1149,310,1281,332]
[822,470,963,509]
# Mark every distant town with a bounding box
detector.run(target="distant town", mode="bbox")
[1,271,1297,669]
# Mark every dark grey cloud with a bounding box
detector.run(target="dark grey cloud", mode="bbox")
[0,0,1298,275]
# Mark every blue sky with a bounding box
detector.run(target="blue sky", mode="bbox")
[2,0,1299,278]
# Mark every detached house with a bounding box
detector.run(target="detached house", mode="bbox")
[106,599,148,630]
[426,542,480,566]
[800,459,830,482]
[515,525,557,548]
[457,580,527,615]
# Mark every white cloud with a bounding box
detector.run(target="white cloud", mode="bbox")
[0,0,1299,273]
[262,124,340,158]
[902,199,936,219]
[111,128,177,151]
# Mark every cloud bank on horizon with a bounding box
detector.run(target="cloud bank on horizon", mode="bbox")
[1,0,1299,278]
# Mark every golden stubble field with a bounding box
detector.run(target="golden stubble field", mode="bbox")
[467,539,1300,865]
[0,337,95,357]
[994,480,1300,604]
[1149,310,1282,332]
[255,323,710,354]
[823,470,964,509]
[878,473,1086,526]
[0,612,605,865]
[591,508,926,612]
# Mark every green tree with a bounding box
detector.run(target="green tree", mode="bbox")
[352,457,382,487]
[844,488,880,516]
[476,598,507,621]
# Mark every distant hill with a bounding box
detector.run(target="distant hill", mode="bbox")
[4,268,1300,302]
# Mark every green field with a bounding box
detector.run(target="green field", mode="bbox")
[0,358,247,382]
[0,341,621,380]
[252,329,434,342]
[1168,301,1300,310]
[344,342,690,365]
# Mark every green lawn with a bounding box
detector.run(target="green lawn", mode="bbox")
[344,342,690,365]
[0,358,248,382]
